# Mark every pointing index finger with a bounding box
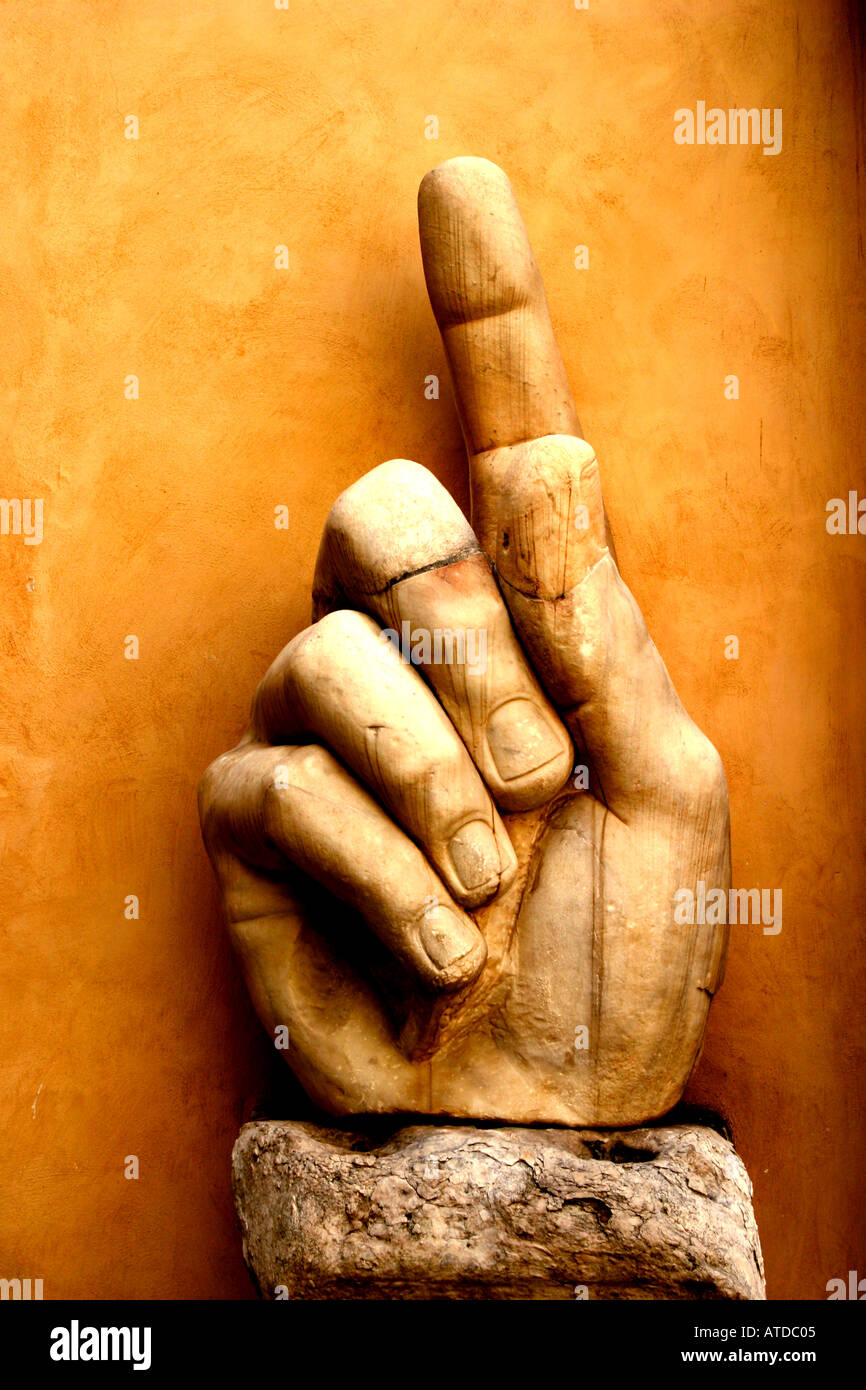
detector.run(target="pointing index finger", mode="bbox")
[419,158,716,827]
[418,158,582,531]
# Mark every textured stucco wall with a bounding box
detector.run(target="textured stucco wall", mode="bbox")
[1,0,863,1299]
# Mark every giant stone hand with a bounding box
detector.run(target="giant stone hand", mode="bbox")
[199,158,730,1126]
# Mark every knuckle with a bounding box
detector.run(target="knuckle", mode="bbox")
[322,459,476,594]
[310,607,372,646]
[201,744,311,851]
[680,731,729,812]
[197,748,245,847]
[198,749,234,816]
[270,742,332,786]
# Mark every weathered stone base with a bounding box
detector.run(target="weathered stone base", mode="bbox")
[232,1119,765,1300]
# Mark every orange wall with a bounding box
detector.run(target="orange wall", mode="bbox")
[1,0,863,1300]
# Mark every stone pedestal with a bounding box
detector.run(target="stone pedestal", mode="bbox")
[232,1118,765,1300]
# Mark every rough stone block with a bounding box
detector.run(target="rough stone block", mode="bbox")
[232,1118,765,1300]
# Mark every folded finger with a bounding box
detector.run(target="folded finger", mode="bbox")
[313,458,574,812]
[250,609,518,909]
[200,740,487,993]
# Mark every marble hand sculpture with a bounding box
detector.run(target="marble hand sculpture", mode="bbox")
[199,158,730,1126]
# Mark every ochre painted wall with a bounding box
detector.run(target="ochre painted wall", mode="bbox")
[1,0,863,1299]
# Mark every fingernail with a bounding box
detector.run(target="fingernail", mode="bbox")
[448,819,501,894]
[420,905,483,973]
[487,698,566,781]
